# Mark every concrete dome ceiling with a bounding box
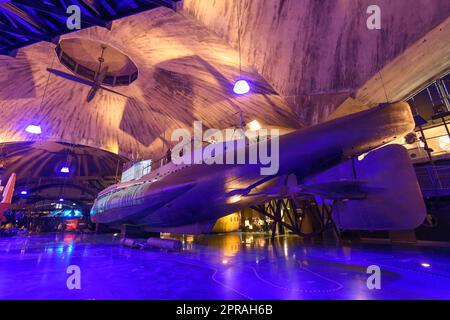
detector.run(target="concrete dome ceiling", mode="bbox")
[0,7,301,160]
[0,141,125,205]
[1,141,123,179]
[1,0,449,163]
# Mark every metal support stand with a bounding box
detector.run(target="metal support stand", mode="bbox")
[251,195,340,242]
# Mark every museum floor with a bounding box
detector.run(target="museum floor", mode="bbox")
[0,232,449,300]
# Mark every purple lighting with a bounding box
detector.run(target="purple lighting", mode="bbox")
[20,190,28,195]
[233,80,250,95]
[25,125,42,134]
[59,198,64,202]
[60,166,70,173]
[2,233,450,299]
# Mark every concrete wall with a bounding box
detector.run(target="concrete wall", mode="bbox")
[183,0,450,124]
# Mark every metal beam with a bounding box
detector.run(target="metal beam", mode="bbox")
[0,33,15,45]
[1,2,47,31]
[0,48,18,57]
[0,22,53,41]
[0,0,178,53]
[19,182,100,197]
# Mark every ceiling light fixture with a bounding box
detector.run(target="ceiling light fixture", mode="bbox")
[233,80,250,95]
[25,125,42,135]
[233,1,250,95]
[60,166,70,173]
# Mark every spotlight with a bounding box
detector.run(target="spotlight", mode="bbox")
[421,263,431,268]
[20,190,28,195]
[228,195,242,204]
[59,198,64,202]
[248,120,262,131]
[60,166,70,173]
[233,80,250,95]
[358,153,368,161]
[25,125,42,135]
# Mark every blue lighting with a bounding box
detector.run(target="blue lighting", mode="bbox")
[233,80,250,95]
[62,210,73,218]
[20,190,28,195]
[51,209,82,219]
[60,166,70,173]
[25,125,42,135]
[49,210,62,217]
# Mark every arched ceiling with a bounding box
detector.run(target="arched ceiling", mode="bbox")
[184,0,450,124]
[2,0,448,164]
[0,141,122,179]
[1,141,123,205]
[0,7,301,160]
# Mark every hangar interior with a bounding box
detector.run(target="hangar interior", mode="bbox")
[0,0,450,300]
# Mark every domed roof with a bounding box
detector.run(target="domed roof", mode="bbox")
[0,8,301,161]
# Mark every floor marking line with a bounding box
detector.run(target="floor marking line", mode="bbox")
[173,259,254,300]
[251,265,343,294]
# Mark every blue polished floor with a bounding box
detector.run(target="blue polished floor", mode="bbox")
[0,232,449,300]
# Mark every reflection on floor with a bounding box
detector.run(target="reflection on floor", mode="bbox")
[0,232,449,300]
